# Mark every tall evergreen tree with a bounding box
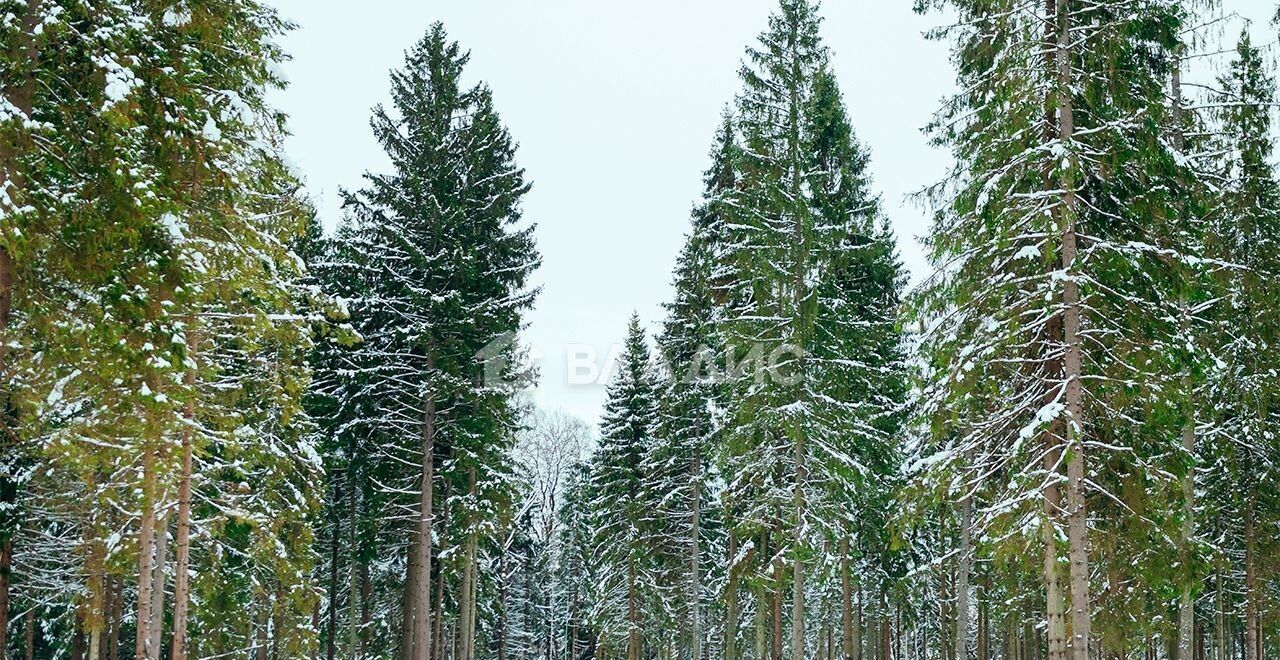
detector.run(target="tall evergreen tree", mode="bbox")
[589,315,659,660]
[333,22,539,660]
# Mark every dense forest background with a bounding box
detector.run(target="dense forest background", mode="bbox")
[2,1,1280,660]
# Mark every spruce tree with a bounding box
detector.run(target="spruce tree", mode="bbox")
[336,22,539,660]
[589,314,658,660]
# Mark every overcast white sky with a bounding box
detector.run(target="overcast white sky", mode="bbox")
[267,1,1277,424]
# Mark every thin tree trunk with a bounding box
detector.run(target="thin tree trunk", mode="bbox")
[691,448,702,660]
[109,579,122,660]
[24,607,34,660]
[628,561,640,660]
[413,379,436,660]
[726,533,739,660]
[791,436,805,660]
[401,531,420,660]
[772,560,783,660]
[841,539,854,660]
[1244,505,1258,660]
[87,537,106,660]
[327,480,342,660]
[135,442,158,660]
[1042,442,1067,660]
[957,494,972,660]
[148,511,170,660]
[1054,0,1091,652]
[855,583,863,660]
[1216,568,1226,660]
[348,482,360,658]
[170,328,198,660]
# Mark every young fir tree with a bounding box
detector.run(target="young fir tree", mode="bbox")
[589,314,659,660]
[336,22,538,660]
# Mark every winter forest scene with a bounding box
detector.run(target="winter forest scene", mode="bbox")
[9,0,1280,659]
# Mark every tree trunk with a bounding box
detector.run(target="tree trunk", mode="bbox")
[1054,0,1091,652]
[771,561,783,660]
[413,382,436,660]
[348,481,361,658]
[110,579,122,660]
[170,328,198,660]
[400,531,420,660]
[1244,505,1258,660]
[24,607,34,660]
[691,448,702,660]
[628,560,640,660]
[791,446,805,660]
[135,442,158,660]
[148,511,170,660]
[327,480,342,660]
[957,494,972,660]
[1043,442,1068,660]
[841,538,854,660]
[86,535,107,660]
[726,533,739,660]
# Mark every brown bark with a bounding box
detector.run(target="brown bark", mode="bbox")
[148,511,170,660]
[109,579,122,660]
[628,561,640,660]
[24,607,34,660]
[413,381,436,660]
[791,434,805,660]
[691,448,702,660]
[348,481,360,657]
[771,561,783,660]
[841,538,854,660]
[400,532,420,660]
[725,533,739,660]
[135,442,158,660]
[327,480,342,660]
[1043,439,1068,660]
[1054,0,1091,652]
[957,494,973,660]
[1244,506,1258,660]
[170,329,198,660]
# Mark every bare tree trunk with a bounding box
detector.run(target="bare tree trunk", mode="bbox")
[1042,444,1067,660]
[855,583,863,660]
[628,561,640,660]
[772,561,783,660]
[1216,568,1226,660]
[841,539,854,660]
[327,480,342,660]
[147,512,171,660]
[110,579,122,660]
[24,607,34,660]
[413,385,436,660]
[726,534,739,660]
[1244,506,1258,660]
[1054,0,1091,652]
[957,495,972,660]
[401,531,420,660]
[170,329,198,660]
[791,436,805,660]
[135,442,158,660]
[691,448,702,660]
[348,482,361,658]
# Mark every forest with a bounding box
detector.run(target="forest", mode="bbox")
[1,0,1280,659]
